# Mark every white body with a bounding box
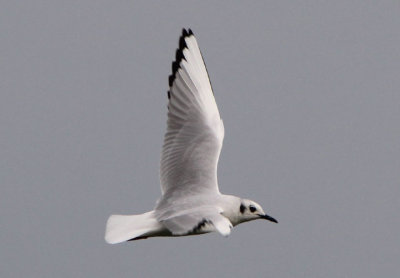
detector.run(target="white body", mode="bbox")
[105,195,245,244]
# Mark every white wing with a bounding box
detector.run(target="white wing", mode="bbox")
[159,29,224,198]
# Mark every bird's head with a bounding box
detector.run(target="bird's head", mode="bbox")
[238,199,278,224]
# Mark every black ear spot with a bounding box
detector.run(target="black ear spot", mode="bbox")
[240,204,246,214]
[249,205,257,213]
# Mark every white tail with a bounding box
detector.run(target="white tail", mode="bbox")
[105,211,163,244]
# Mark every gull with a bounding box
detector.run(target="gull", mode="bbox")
[105,29,277,244]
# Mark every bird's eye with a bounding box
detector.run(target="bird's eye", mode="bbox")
[249,205,256,213]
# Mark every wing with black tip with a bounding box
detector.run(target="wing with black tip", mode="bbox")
[159,29,224,197]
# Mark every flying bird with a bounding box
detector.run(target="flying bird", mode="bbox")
[105,29,277,244]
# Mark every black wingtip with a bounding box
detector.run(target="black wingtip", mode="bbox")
[175,48,184,62]
[182,28,194,37]
[168,28,194,90]
[171,61,180,75]
[168,74,174,87]
[179,34,187,50]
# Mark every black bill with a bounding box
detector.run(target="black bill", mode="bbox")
[259,214,278,223]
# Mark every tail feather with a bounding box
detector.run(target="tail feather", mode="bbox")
[105,211,162,244]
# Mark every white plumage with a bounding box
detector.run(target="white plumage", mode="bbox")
[105,29,277,244]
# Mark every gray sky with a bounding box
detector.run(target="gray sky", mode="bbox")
[1,1,399,277]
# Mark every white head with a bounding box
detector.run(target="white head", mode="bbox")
[238,199,278,224]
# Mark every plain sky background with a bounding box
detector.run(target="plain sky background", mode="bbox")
[1,1,399,277]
